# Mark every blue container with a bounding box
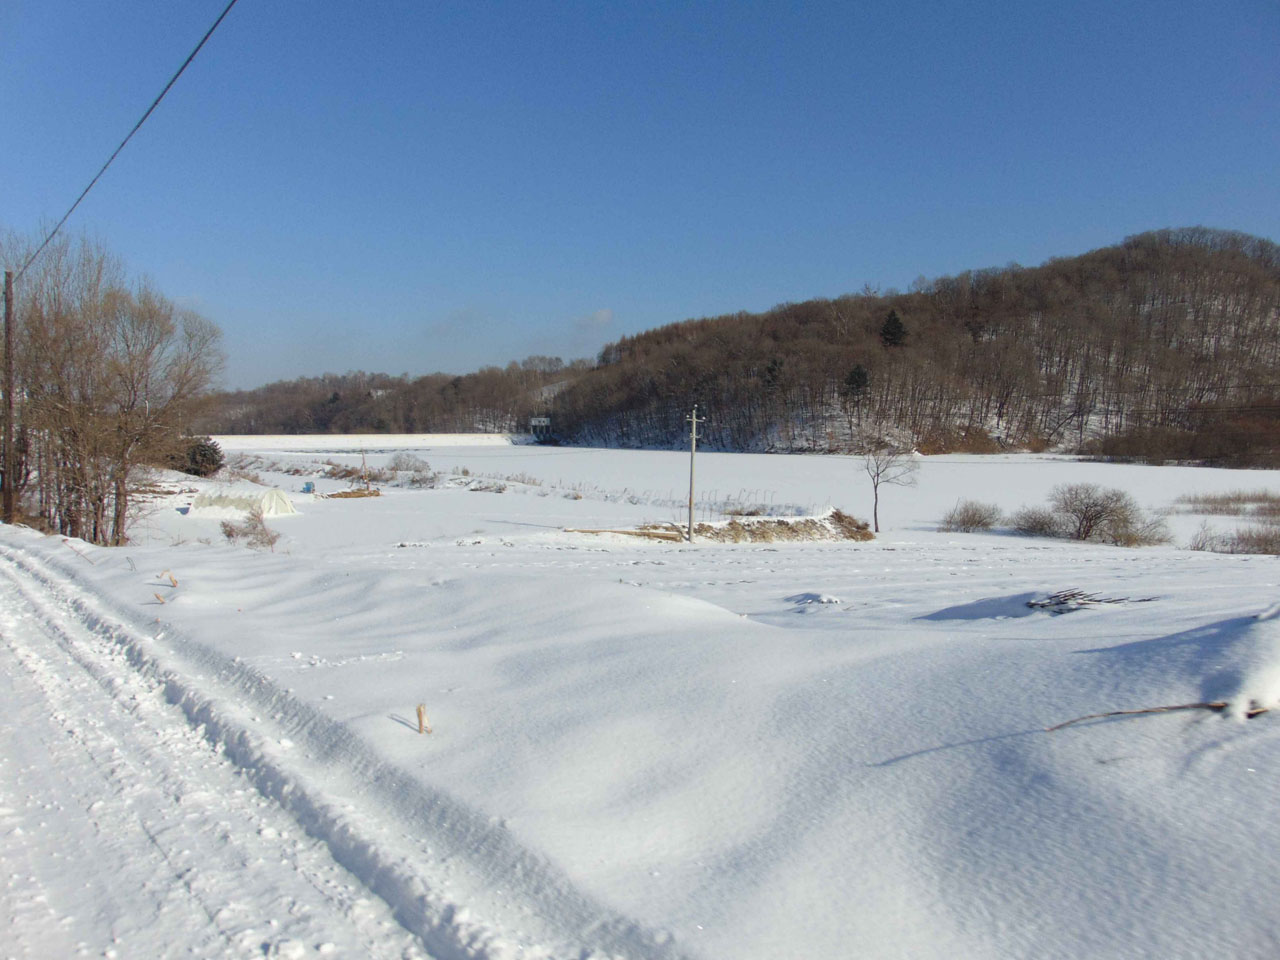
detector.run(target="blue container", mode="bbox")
[302,481,315,494]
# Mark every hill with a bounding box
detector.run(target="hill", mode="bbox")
[200,228,1280,465]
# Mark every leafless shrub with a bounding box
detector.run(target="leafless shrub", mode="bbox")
[938,500,1003,533]
[508,472,542,486]
[222,455,266,485]
[388,452,431,473]
[1175,489,1280,521]
[323,461,391,484]
[1223,527,1280,554]
[1106,515,1172,547]
[1049,483,1169,545]
[224,466,264,485]
[1193,524,1280,555]
[1051,483,1132,541]
[1013,485,1168,546]
[1012,506,1065,538]
[220,507,281,550]
[1187,521,1218,552]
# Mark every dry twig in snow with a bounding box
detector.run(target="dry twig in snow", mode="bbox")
[1047,701,1271,732]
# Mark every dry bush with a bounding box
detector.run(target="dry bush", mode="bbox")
[1224,527,1280,554]
[321,459,360,480]
[500,471,542,487]
[1192,524,1280,555]
[916,428,1003,455]
[829,509,875,540]
[1012,506,1064,538]
[1050,483,1169,545]
[1013,485,1169,546]
[387,452,436,488]
[388,452,430,472]
[324,462,392,484]
[1187,521,1218,552]
[224,466,264,485]
[1051,483,1134,541]
[1106,515,1172,547]
[1083,410,1280,468]
[1176,489,1280,520]
[939,500,1003,532]
[220,508,281,550]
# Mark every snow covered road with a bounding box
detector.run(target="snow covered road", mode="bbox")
[0,555,432,959]
[0,544,686,960]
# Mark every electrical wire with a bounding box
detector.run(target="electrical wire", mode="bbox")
[15,0,242,282]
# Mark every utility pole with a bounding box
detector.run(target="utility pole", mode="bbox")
[686,404,704,542]
[3,270,14,524]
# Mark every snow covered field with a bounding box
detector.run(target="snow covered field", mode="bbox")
[3,437,1280,959]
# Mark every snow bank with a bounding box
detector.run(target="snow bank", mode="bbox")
[1230,603,1280,719]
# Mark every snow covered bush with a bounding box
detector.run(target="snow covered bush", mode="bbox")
[938,499,1003,532]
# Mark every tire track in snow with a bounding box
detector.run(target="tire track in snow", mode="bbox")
[0,564,431,959]
[0,539,694,960]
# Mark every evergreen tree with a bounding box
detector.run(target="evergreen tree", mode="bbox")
[880,309,906,347]
[842,364,870,398]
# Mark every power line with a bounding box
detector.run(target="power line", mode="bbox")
[15,0,242,281]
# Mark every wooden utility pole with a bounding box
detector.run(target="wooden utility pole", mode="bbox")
[2,270,14,524]
[686,404,704,542]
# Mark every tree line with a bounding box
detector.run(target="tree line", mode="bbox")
[1,232,222,544]
[199,227,1279,466]
[202,356,588,436]
[549,228,1280,464]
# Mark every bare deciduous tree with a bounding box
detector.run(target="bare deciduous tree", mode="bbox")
[5,233,223,544]
[863,446,919,533]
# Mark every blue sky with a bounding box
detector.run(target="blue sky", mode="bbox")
[3,0,1277,389]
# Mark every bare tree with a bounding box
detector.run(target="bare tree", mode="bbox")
[10,233,222,544]
[863,446,919,533]
[100,283,223,543]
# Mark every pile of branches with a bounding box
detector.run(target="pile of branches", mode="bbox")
[1027,589,1158,613]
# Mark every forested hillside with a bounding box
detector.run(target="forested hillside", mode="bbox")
[201,228,1280,465]
[202,357,587,437]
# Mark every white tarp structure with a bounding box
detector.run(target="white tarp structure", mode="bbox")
[190,486,297,517]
